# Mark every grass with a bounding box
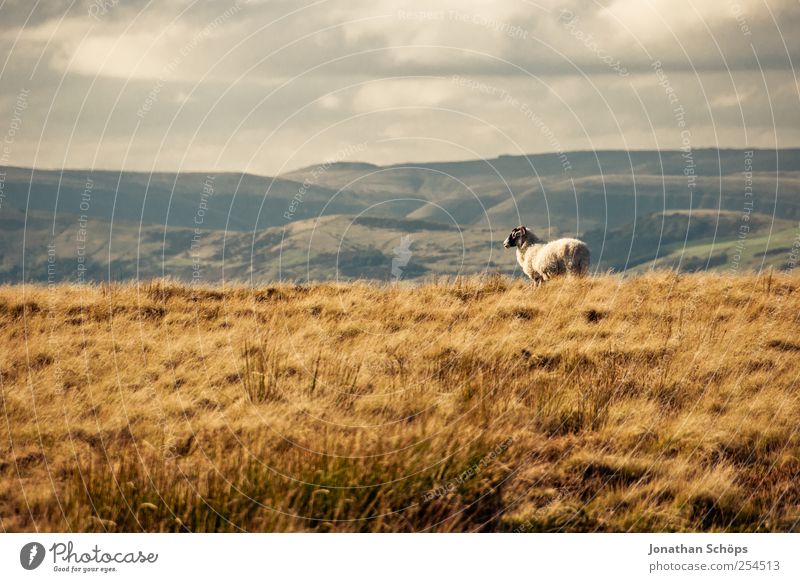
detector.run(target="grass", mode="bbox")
[0,271,799,532]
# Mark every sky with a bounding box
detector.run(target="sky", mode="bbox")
[1,0,799,175]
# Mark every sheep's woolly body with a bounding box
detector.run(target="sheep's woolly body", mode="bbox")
[516,238,590,281]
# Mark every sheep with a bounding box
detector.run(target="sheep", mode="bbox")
[503,225,590,282]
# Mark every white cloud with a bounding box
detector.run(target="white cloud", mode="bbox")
[63,33,169,78]
[352,78,458,110]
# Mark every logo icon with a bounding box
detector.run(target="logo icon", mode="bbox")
[20,542,46,570]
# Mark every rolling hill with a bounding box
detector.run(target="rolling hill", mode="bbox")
[2,148,799,283]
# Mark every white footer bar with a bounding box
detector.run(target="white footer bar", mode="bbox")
[1,533,797,581]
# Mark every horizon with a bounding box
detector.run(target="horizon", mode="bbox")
[4,145,800,177]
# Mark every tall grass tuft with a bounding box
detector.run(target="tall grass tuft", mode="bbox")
[241,341,284,403]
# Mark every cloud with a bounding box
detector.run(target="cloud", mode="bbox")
[352,78,459,110]
[0,0,798,174]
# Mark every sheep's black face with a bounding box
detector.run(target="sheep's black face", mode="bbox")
[503,226,527,249]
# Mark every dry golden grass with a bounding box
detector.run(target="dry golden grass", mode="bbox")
[1,272,799,532]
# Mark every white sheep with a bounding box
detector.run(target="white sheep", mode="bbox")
[503,225,590,282]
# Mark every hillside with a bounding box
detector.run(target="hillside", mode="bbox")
[2,273,799,532]
[2,148,800,283]
[583,210,800,272]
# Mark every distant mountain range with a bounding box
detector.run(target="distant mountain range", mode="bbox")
[2,148,799,283]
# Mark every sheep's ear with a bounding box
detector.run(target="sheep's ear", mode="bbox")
[519,226,527,235]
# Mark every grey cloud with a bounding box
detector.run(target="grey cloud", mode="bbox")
[0,0,798,174]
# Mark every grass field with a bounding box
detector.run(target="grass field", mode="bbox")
[1,272,799,532]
